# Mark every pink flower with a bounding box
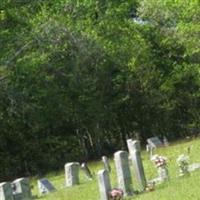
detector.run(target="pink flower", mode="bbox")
[109,188,124,200]
[151,155,167,168]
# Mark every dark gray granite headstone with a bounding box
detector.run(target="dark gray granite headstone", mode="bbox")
[0,182,14,200]
[12,178,32,200]
[38,178,56,194]
[147,137,163,148]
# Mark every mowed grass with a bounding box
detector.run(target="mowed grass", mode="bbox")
[31,138,200,200]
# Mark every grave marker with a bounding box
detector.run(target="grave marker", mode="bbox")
[97,170,111,200]
[127,139,146,191]
[0,182,14,200]
[163,136,169,147]
[38,178,56,194]
[147,137,163,149]
[12,178,32,200]
[65,162,80,187]
[114,151,134,196]
[188,163,200,172]
[150,155,169,184]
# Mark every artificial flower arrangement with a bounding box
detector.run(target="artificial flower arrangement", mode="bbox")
[151,155,167,168]
[151,154,169,181]
[109,188,124,200]
[177,154,190,176]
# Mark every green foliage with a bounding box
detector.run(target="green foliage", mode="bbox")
[0,0,199,180]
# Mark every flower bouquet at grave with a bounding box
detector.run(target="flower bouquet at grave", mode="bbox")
[109,188,123,200]
[151,155,167,168]
[177,154,190,176]
[151,155,169,181]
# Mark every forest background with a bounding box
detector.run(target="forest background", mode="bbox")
[0,0,199,181]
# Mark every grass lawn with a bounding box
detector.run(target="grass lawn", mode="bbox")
[31,138,200,200]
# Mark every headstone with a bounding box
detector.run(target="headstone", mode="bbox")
[0,182,14,200]
[146,144,155,159]
[163,136,169,147]
[188,163,200,172]
[157,166,169,181]
[65,162,80,187]
[127,139,146,191]
[81,163,93,180]
[147,137,163,149]
[102,156,111,172]
[37,178,56,194]
[151,155,169,183]
[114,151,134,196]
[12,178,32,200]
[97,170,111,200]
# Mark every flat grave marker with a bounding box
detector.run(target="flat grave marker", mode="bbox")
[38,178,56,195]
[147,137,163,149]
[188,163,200,172]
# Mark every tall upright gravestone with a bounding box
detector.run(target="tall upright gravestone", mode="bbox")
[127,139,146,191]
[114,151,134,196]
[97,170,111,200]
[65,162,80,187]
[0,182,14,200]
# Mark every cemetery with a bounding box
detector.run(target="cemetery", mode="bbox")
[1,1,199,200]
[1,138,200,200]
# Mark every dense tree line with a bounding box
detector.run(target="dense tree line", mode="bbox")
[0,0,199,180]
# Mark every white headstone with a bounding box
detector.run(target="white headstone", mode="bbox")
[102,156,111,172]
[0,182,14,200]
[114,151,134,196]
[97,170,111,200]
[127,139,146,191]
[65,162,80,187]
[37,178,56,194]
[12,178,32,200]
